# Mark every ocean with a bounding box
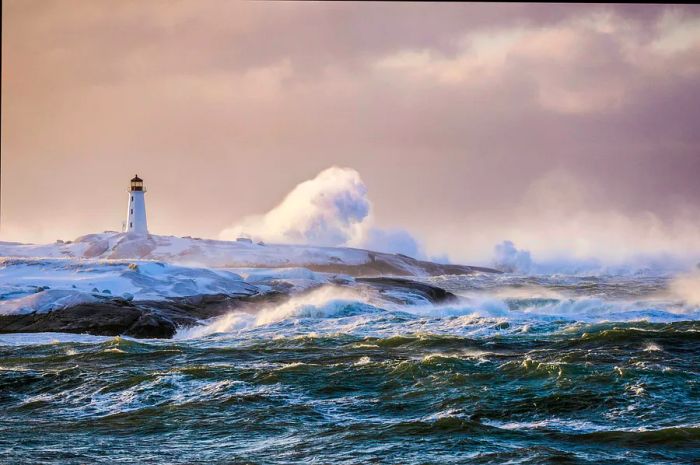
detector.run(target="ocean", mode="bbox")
[1,273,699,464]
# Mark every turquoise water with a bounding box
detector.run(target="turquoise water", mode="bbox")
[1,275,699,464]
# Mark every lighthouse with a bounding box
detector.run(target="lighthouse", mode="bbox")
[126,174,148,235]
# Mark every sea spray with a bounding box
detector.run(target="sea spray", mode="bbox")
[176,286,381,339]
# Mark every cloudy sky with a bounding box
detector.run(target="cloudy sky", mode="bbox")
[2,2,700,264]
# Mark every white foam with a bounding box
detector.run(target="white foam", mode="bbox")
[176,286,381,339]
[175,280,700,341]
[0,332,114,346]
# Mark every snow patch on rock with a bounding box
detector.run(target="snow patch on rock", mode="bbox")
[0,257,258,315]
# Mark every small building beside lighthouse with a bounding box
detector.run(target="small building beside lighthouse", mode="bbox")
[126,175,148,235]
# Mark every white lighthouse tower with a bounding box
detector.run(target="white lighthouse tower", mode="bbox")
[126,174,148,235]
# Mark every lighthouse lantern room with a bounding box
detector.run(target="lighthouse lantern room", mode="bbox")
[126,174,148,235]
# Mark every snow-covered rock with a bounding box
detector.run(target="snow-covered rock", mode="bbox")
[0,232,497,277]
[0,257,257,315]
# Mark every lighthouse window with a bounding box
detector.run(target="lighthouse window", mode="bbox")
[130,222,133,228]
[130,209,133,214]
[131,196,133,202]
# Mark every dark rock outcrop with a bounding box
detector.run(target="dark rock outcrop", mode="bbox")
[0,292,290,339]
[0,301,148,337]
[304,253,500,277]
[356,277,458,304]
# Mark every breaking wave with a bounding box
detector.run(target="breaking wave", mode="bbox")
[176,274,700,342]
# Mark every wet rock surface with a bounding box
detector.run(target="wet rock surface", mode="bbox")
[356,277,458,304]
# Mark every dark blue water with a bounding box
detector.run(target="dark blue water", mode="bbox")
[1,274,699,464]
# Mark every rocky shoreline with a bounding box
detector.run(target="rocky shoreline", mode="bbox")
[0,277,457,339]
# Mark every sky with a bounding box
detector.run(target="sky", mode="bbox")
[2,1,700,266]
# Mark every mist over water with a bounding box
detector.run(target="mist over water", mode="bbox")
[2,273,699,464]
[217,165,700,272]
[491,239,700,277]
